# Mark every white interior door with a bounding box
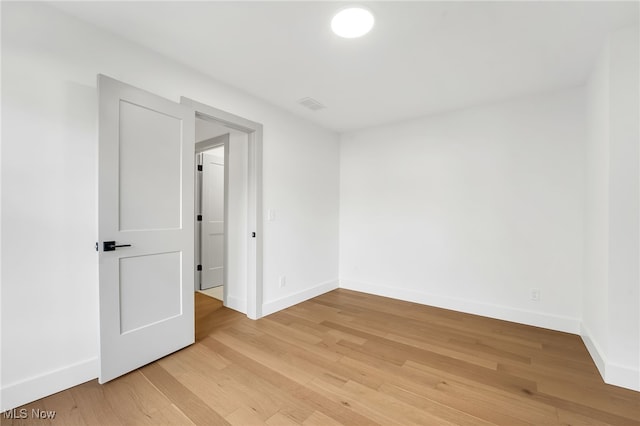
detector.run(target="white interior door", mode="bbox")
[98,75,194,383]
[201,152,225,290]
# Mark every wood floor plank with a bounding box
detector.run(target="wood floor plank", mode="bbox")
[155,349,242,417]
[41,386,83,426]
[169,353,286,422]
[225,407,266,425]
[211,330,317,386]
[301,411,343,426]
[102,370,192,425]
[140,363,230,425]
[6,289,640,425]
[535,379,640,424]
[555,408,618,426]
[195,292,225,342]
[68,380,125,426]
[406,352,640,426]
[221,363,313,424]
[377,382,516,426]
[306,378,405,426]
[200,336,380,426]
[384,332,500,370]
[342,379,460,426]
[326,320,541,396]
[265,411,301,426]
[400,361,559,425]
[334,349,554,425]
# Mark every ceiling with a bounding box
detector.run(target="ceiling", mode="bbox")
[52,1,638,132]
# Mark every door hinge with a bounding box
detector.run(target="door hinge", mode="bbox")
[96,242,99,252]
[197,215,202,221]
[197,265,202,271]
[252,232,256,238]
[197,165,203,172]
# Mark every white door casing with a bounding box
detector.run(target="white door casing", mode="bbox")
[98,75,195,383]
[182,98,263,319]
[200,152,225,290]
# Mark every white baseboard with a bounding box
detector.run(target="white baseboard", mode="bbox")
[580,324,607,378]
[581,324,640,392]
[606,362,640,391]
[1,357,97,412]
[226,295,247,315]
[262,279,339,317]
[339,279,581,334]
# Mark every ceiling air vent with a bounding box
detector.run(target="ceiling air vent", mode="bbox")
[298,97,326,111]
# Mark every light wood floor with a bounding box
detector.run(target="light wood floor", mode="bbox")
[4,289,640,425]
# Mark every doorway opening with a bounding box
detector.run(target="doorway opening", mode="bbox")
[184,97,263,320]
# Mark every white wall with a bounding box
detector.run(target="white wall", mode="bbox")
[340,87,586,333]
[1,2,339,410]
[606,26,640,390]
[583,25,640,391]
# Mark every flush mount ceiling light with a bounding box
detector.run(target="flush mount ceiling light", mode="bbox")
[331,7,375,38]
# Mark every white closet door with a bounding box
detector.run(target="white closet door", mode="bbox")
[201,153,225,290]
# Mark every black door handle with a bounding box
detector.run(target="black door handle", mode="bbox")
[103,241,132,252]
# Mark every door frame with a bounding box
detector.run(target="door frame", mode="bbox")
[182,97,263,320]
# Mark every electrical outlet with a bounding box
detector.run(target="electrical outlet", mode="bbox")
[279,275,286,288]
[531,288,540,302]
